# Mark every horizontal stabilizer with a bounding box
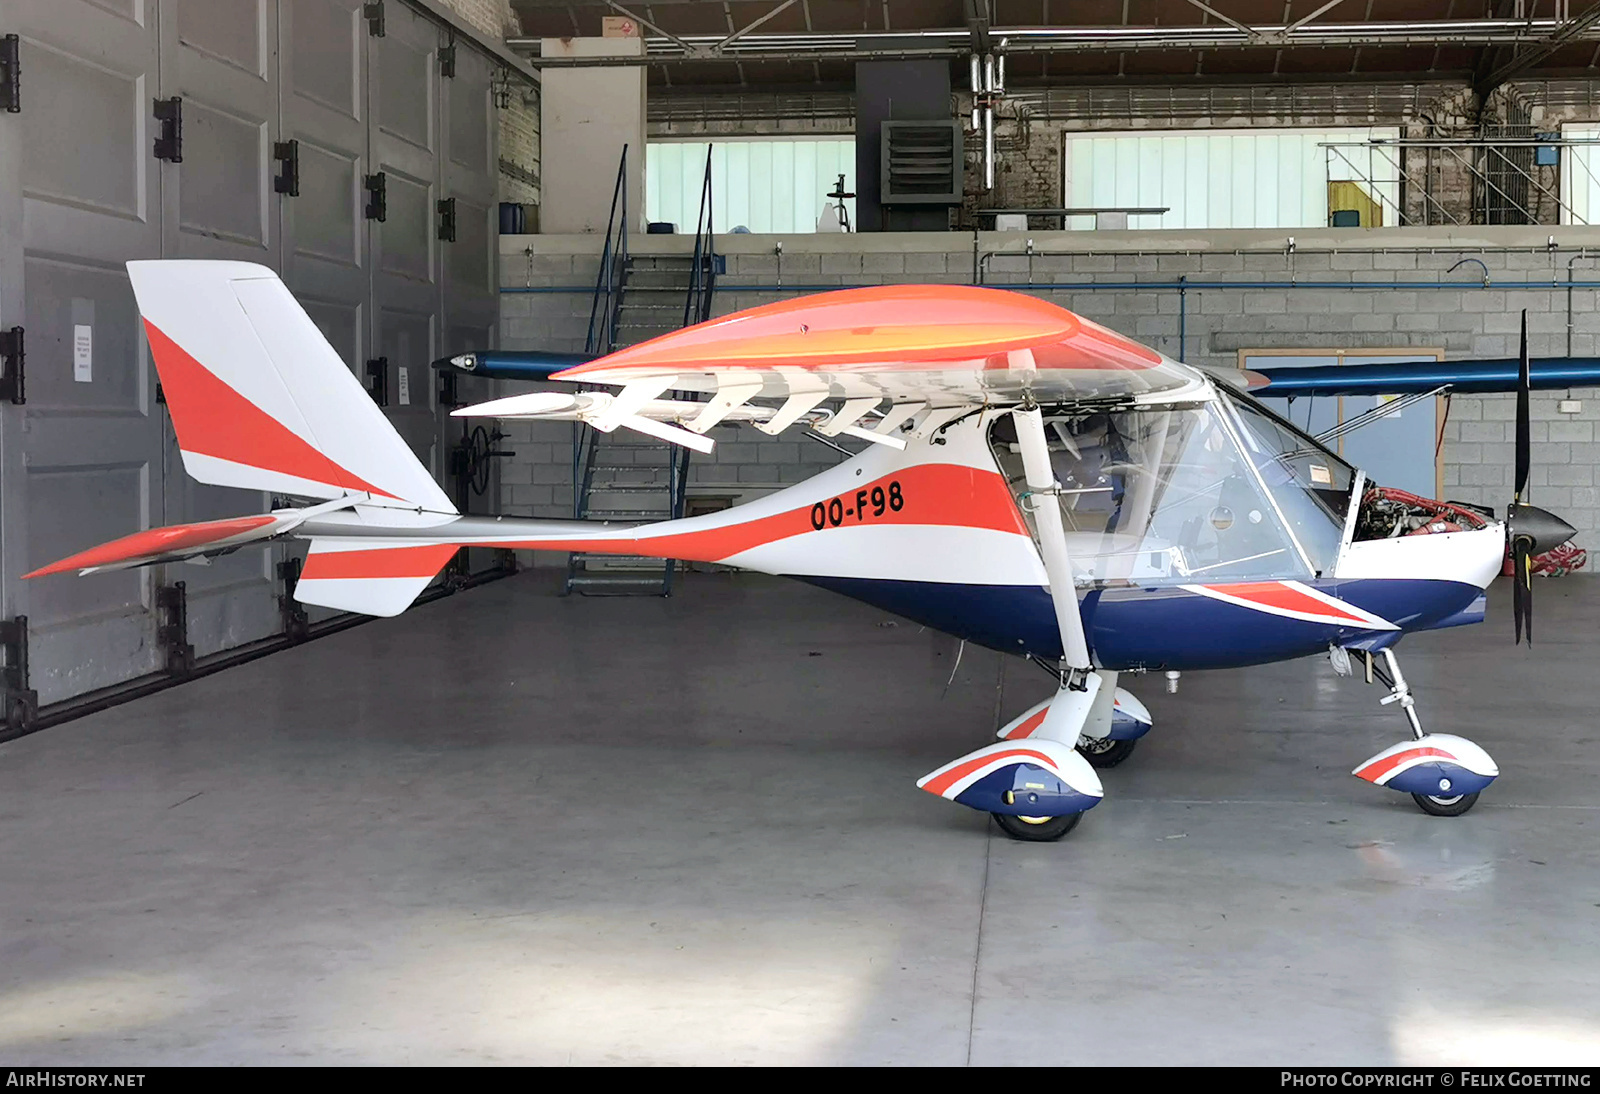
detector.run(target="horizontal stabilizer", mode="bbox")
[26,512,300,578]
[293,539,461,617]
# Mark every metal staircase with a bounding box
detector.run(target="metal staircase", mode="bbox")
[565,146,717,596]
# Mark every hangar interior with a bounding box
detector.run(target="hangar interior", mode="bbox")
[2,0,1600,1067]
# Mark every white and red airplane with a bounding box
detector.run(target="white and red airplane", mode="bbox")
[25,261,1575,840]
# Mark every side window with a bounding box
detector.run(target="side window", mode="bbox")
[988,405,1313,587]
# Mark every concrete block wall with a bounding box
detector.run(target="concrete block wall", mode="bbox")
[495,225,1600,554]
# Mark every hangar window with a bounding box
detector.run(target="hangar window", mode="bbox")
[646,138,856,234]
[1561,124,1600,225]
[1060,126,1401,231]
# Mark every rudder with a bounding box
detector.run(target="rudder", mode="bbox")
[128,260,455,513]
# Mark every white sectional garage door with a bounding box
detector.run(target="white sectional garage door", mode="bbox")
[0,0,505,721]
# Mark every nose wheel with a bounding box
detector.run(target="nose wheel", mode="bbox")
[1077,735,1138,769]
[1411,791,1480,817]
[1349,649,1499,816]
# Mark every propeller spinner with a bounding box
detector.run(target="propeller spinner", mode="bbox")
[1507,310,1578,645]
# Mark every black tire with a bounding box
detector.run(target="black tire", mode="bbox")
[1078,735,1139,769]
[992,811,1083,842]
[1411,791,1480,817]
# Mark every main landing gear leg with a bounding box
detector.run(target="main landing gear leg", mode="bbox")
[915,404,1105,843]
[1350,647,1499,816]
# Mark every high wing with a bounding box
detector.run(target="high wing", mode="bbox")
[454,285,1207,451]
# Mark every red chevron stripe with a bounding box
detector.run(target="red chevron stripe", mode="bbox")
[482,462,1029,565]
[300,545,460,580]
[1003,707,1050,740]
[145,320,398,500]
[1199,581,1373,624]
[923,748,1057,798]
[1354,746,1457,784]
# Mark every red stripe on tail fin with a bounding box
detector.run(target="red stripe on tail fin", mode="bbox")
[144,319,399,499]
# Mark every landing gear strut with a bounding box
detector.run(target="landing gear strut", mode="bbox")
[917,406,1109,842]
[1350,647,1498,816]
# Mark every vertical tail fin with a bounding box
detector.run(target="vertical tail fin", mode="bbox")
[127,260,455,514]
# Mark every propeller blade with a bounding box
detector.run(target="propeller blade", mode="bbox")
[1515,309,1530,500]
[1513,538,1534,646]
[1513,559,1524,645]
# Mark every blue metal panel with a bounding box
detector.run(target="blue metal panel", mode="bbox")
[797,575,1484,671]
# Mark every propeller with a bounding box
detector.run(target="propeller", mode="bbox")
[1507,309,1577,645]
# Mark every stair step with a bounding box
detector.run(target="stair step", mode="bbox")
[582,508,673,518]
[588,483,672,492]
[572,572,672,582]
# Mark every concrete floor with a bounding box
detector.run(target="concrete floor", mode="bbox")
[1,571,1598,1065]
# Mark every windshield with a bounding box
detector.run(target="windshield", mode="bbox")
[1221,392,1357,574]
[989,401,1335,587]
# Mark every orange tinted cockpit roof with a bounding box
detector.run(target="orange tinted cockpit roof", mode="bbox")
[553,284,1161,377]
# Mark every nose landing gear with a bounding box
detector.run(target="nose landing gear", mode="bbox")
[1349,648,1499,816]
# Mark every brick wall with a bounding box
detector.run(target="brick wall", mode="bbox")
[436,0,539,206]
[493,226,1600,555]
[438,0,516,37]
[499,95,540,206]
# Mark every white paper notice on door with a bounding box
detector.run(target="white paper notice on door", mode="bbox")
[73,325,92,382]
[397,365,411,405]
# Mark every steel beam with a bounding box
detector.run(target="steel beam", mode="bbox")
[1480,0,1600,94]
[508,18,1600,66]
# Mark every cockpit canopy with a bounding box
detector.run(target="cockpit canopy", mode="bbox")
[988,390,1358,587]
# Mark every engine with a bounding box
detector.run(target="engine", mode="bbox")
[1354,487,1492,541]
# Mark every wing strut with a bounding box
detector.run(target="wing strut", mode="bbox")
[1012,405,1105,744]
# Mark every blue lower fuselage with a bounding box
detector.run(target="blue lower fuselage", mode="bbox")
[800,576,1486,671]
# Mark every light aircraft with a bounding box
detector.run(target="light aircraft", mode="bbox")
[25,262,1576,841]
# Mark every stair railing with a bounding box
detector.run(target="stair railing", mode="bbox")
[585,145,630,356]
[683,144,717,328]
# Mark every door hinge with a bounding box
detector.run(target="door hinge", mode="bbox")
[437,196,457,242]
[155,582,194,677]
[153,97,182,162]
[363,1,385,38]
[365,356,389,405]
[273,139,299,196]
[0,326,23,405]
[0,615,37,734]
[364,171,386,221]
[438,368,459,409]
[440,41,456,78]
[1,34,20,113]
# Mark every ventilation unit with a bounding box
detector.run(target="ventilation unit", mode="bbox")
[880,120,963,204]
